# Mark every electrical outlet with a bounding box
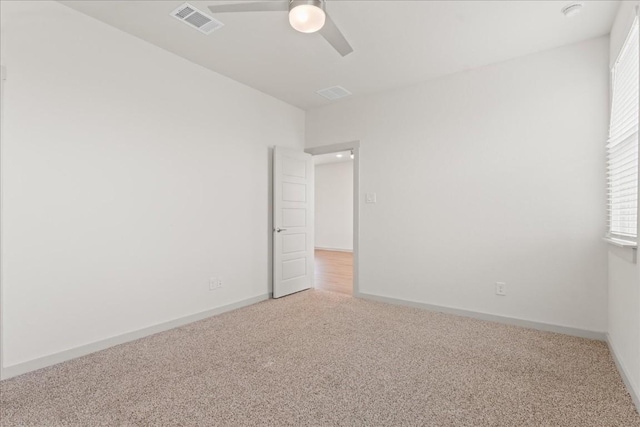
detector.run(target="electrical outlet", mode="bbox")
[365,193,377,204]
[496,282,507,296]
[209,277,218,291]
[217,278,223,288]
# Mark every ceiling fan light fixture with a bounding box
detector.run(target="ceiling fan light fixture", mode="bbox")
[289,0,326,33]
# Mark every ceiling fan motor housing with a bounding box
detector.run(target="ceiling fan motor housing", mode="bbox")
[289,0,325,13]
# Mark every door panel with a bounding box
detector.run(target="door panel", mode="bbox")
[273,147,314,298]
[282,234,306,254]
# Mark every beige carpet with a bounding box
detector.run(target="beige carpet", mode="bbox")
[1,290,638,426]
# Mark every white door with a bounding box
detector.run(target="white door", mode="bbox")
[273,146,314,298]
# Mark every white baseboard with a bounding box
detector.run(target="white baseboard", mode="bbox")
[315,247,353,253]
[607,334,640,415]
[357,292,606,341]
[0,293,269,381]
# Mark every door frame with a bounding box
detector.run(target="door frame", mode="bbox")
[0,65,6,380]
[305,141,360,296]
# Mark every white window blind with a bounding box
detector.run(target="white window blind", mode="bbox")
[608,17,639,241]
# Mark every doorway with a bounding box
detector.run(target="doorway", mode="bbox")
[271,142,360,299]
[306,142,360,296]
[312,150,354,295]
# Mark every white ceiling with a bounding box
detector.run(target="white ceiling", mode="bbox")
[60,0,620,110]
[314,150,353,165]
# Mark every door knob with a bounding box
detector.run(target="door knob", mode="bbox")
[275,228,287,233]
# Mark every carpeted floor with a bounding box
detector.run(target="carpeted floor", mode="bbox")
[1,290,639,426]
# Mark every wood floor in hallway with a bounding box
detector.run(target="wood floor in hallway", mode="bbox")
[314,249,353,295]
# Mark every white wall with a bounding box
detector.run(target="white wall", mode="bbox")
[315,161,353,251]
[0,1,304,368]
[307,37,610,333]
[607,0,640,404]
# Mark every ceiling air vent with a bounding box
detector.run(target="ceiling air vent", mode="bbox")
[171,3,224,35]
[316,86,352,101]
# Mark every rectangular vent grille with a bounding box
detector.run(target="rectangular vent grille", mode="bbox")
[171,3,224,35]
[316,86,352,101]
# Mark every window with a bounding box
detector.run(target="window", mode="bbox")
[607,17,639,243]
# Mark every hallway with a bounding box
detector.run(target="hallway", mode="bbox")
[314,250,353,295]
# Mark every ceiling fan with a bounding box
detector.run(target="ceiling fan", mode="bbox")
[207,0,353,57]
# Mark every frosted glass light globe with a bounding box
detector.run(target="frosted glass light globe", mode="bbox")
[289,4,326,33]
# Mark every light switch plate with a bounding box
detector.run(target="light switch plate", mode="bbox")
[365,193,377,204]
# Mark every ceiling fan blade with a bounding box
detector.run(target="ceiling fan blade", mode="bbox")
[318,13,353,57]
[208,1,288,14]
